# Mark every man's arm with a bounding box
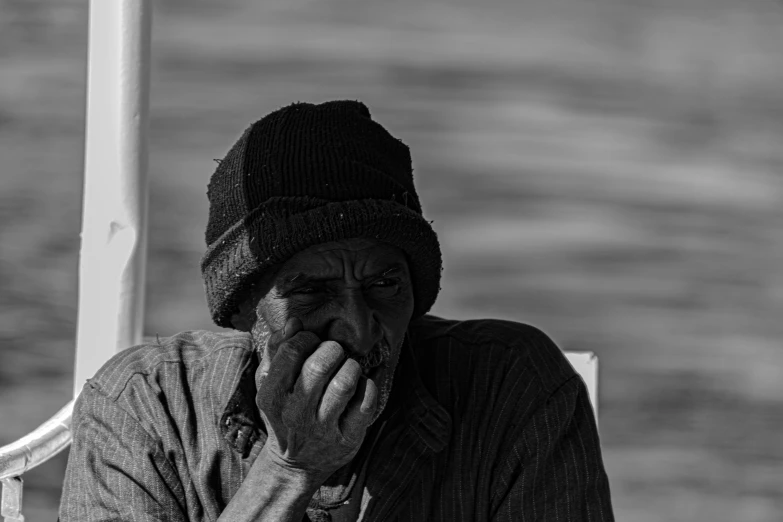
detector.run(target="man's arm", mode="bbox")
[61,317,377,521]
[59,385,188,522]
[491,375,615,521]
[215,444,319,521]
[59,383,334,522]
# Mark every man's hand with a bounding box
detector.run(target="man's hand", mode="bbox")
[255,317,379,483]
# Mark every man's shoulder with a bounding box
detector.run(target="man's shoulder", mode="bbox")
[409,314,576,393]
[84,329,253,402]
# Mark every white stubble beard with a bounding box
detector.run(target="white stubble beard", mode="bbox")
[367,337,403,425]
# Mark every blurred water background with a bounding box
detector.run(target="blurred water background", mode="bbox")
[2,0,783,520]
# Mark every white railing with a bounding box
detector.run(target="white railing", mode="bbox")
[0,402,74,521]
[0,0,151,520]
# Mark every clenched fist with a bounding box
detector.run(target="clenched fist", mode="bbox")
[255,317,379,483]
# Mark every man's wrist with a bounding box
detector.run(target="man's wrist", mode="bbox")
[254,445,328,493]
[217,445,325,521]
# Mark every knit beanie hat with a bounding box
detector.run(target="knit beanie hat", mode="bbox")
[201,100,442,328]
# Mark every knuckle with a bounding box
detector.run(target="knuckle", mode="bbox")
[319,340,344,356]
[303,343,344,377]
[331,379,353,395]
[294,331,321,347]
[320,344,345,367]
[331,372,359,396]
[318,341,345,362]
[281,331,320,352]
[339,425,368,447]
[304,358,332,377]
[275,343,301,362]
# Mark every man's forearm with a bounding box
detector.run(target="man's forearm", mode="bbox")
[217,445,322,522]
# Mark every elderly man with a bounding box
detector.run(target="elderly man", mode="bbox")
[60,100,614,521]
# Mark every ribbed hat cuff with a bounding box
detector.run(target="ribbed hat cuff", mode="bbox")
[201,197,442,328]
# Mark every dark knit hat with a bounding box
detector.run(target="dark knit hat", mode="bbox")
[201,100,442,328]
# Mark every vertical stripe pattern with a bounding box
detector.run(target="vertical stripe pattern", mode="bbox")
[59,316,614,521]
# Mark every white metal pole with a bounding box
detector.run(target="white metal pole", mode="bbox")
[73,0,152,398]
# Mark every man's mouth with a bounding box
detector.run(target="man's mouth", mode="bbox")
[356,340,391,377]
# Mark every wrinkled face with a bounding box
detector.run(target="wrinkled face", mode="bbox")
[237,238,415,423]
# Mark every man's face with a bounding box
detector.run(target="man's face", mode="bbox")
[247,237,415,422]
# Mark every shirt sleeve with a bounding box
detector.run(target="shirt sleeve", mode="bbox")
[491,375,615,521]
[59,383,188,522]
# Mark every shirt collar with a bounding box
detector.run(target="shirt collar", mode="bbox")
[219,345,263,458]
[219,329,451,458]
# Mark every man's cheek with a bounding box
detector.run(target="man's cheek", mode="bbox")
[259,298,291,334]
[250,318,278,363]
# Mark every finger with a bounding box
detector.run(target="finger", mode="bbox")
[265,329,321,393]
[339,376,378,443]
[318,358,362,423]
[259,317,303,379]
[295,341,345,399]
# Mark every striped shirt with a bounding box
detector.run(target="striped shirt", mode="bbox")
[59,315,614,521]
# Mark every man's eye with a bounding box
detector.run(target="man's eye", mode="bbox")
[293,286,320,295]
[372,278,400,289]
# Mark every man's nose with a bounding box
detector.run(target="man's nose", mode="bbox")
[326,291,381,357]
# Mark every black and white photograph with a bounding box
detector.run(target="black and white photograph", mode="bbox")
[1,0,781,520]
